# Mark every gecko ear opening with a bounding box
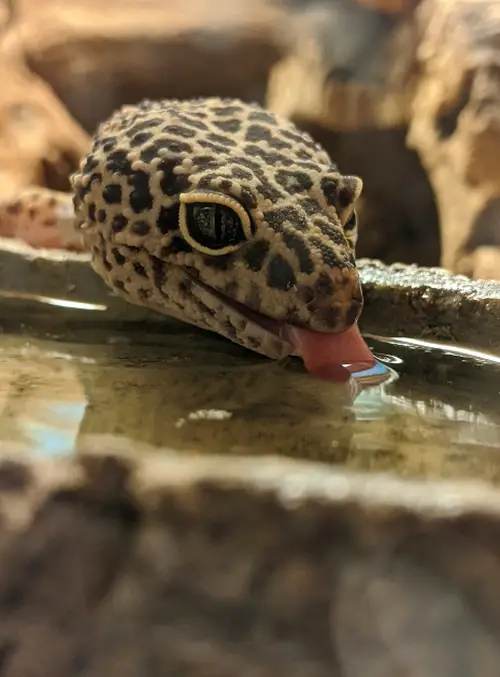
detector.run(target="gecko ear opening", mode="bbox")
[178,190,253,256]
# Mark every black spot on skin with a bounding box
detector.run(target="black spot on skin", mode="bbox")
[114,279,125,291]
[81,155,99,175]
[208,133,236,147]
[213,105,242,116]
[176,114,209,131]
[245,125,271,143]
[245,125,292,150]
[319,307,342,329]
[232,156,261,172]
[161,236,191,256]
[239,188,258,210]
[112,215,128,233]
[281,232,314,274]
[281,128,317,147]
[88,203,96,221]
[217,179,231,191]
[196,174,218,191]
[244,240,270,272]
[113,248,126,266]
[89,172,102,187]
[159,159,190,196]
[255,176,282,203]
[310,236,346,268]
[275,170,313,193]
[300,198,323,215]
[296,149,313,160]
[162,125,196,138]
[28,207,37,220]
[320,177,339,206]
[128,170,153,213]
[264,207,308,232]
[102,184,122,204]
[199,140,232,154]
[127,118,164,137]
[203,255,231,271]
[192,155,219,171]
[267,254,296,291]
[102,139,117,153]
[133,262,147,277]
[313,218,346,246]
[314,272,334,298]
[97,209,106,223]
[132,220,151,236]
[244,145,294,167]
[248,111,276,124]
[106,150,133,175]
[130,132,153,147]
[231,167,253,181]
[213,119,242,133]
[140,138,191,163]
[157,205,180,235]
[296,161,323,173]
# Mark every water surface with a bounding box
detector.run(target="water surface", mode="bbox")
[0,293,499,484]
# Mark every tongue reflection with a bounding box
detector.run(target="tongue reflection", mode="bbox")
[290,324,376,382]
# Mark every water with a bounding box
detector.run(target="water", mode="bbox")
[0,292,499,484]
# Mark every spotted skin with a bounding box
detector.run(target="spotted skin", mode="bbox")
[1,98,365,361]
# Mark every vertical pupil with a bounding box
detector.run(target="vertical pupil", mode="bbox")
[191,203,241,245]
[193,205,217,239]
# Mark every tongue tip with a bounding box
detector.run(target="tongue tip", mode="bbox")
[290,323,376,382]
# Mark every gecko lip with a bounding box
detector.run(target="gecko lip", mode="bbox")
[188,273,295,350]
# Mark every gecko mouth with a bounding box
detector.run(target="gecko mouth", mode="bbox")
[188,272,376,382]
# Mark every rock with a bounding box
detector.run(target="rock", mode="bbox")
[406,0,500,279]
[0,54,89,197]
[11,0,287,133]
[267,0,500,279]
[1,441,500,676]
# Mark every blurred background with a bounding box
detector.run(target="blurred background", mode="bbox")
[4,0,498,279]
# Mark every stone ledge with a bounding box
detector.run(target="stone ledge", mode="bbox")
[1,438,500,676]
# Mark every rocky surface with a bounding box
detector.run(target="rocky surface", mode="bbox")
[1,439,500,676]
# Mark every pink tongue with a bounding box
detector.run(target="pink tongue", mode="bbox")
[290,324,376,382]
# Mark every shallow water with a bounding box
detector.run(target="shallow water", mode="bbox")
[0,294,499,484]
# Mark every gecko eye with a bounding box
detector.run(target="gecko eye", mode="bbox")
[185,203,245,249]
[179,191,253,256]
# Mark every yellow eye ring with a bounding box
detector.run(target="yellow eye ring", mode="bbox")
[179,190,252,256]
